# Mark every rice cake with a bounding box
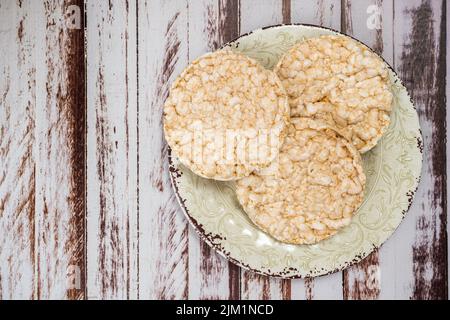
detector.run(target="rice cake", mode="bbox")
[236,118,366,244]
[164,50,290,180]
[274,35,393,153]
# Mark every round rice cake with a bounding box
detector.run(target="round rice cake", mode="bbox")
[274,34,393,153]
[164,50,290,180]
[236,118,366,244]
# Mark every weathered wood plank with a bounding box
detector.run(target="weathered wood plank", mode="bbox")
[240,0,283,34]
[240,272,291,300]
[239,0,291,300]
[35,0,86,300]
[86,0,138,299]
[341,0,393,300]
[393,0,447,300]
[0,0,88,300]
[33,0,86,299]
[292,273,343,300]
[291,0,341,29]
[187,0,241,299]
[1,0,86,300]
[340,0,393,63]
[343,251,380,300]
[0,0,37,300]
[290,0,343,300]
[137,0,189,299]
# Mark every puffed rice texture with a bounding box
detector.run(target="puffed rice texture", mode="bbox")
[274,35,393,153]
[236,118,366,244]
[164,50,290,180]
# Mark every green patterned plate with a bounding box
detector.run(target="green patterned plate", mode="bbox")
[168,24,422,278]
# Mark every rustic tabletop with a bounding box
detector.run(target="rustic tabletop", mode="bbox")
[0,0,447,300]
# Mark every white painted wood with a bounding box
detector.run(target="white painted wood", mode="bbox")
[137,0,189,299]
[240,0,283,34]
[292,273,344,300]
[1,0,88,300]
[377,0,415,286]
[291,0,341,29]
[35,0,71,299]
[86,0,139,299]
[0,0,36,300]
[240,271,290,299]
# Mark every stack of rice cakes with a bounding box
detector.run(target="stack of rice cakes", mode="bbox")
[164,34,393,245]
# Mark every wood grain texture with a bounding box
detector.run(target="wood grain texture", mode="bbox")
[86,0,138,299]
[239,0,283,34]
[290,0,343,300]
[1,0,86,300]
[0,0,37,300]
[137,0,189,299]
[36,0,86,300]
[393,0,447,300]
[282,0,291,24]
[291,0,341,29]
[343,251,380,300]
[187,0,241,300]
[291,273,344,300]
[241,272,291,300]
[341,0,393,300]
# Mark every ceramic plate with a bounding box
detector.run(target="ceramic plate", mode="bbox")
[168,24,423,278]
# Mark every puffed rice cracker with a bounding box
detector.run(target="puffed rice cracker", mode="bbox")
[164,50,290,180]
[236,117,366,245]
[274,34,393,153]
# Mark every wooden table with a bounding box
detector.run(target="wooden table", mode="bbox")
[0,0,447,300]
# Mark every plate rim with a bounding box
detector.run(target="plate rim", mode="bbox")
[167,23,423,279]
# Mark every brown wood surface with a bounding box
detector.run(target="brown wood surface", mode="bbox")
[0,0,447,300]
[36,0,86,300]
